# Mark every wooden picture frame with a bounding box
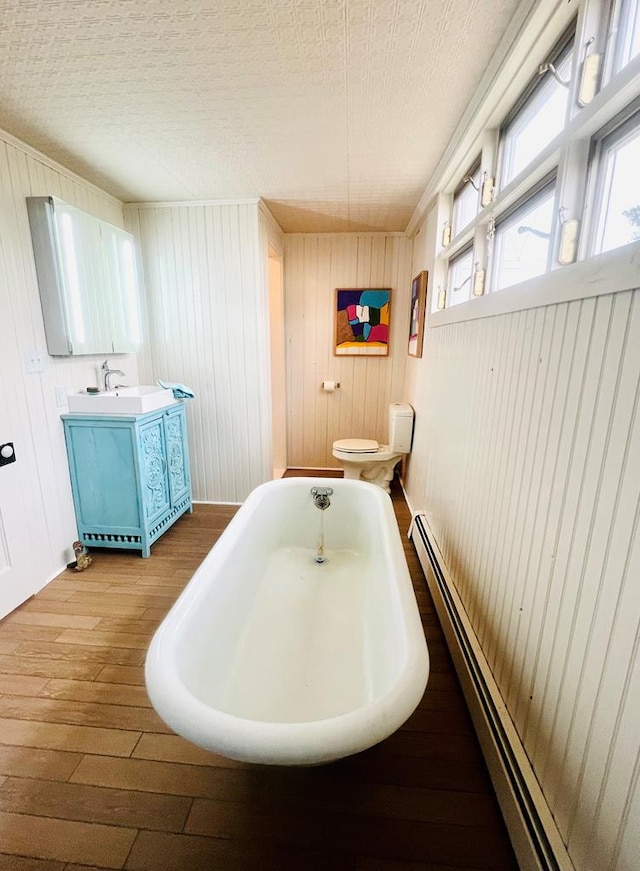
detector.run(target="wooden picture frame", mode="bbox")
[334,288,391,356]
[408,271,428,357]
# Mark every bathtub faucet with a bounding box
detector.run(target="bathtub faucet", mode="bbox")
[311,487,333,510]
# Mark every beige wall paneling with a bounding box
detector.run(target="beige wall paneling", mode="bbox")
[0,131,136,614]
[128,201,274,503]
[283,233,413,469]
[404,204,640,870]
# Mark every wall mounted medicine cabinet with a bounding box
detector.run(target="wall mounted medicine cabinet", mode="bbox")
[27,196,144,356]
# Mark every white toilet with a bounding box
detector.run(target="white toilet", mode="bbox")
[332,403,414,493]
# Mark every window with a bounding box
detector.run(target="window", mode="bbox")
[612,0,640,73]
[590,109,640,254]
[452,160,481,235]
[491,180,556,292]
[499,33,574,188]
[447,246,475,306]
[431,0,640,317]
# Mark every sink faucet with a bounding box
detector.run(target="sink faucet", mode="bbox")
[101,360,125,392]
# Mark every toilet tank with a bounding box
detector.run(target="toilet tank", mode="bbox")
[389,403,414,452]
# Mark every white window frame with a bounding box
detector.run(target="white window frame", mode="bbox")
[421,0,640,328]
[497,27,575,190]
[452,158,482,237]
[447,243,476,307]
[610,0,640,75]
[489,174,558,293]
[584,100,640,255]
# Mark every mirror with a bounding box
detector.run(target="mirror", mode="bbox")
[27,196,143,356]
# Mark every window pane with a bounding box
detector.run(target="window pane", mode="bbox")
[596,124,640,253]
[492,187,555,291]
[614,0,640,72]
[453,164,481,233]
[448,248,474,306]
[500,47,573,187]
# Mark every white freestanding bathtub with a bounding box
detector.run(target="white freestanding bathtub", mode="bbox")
[145,476,429,765]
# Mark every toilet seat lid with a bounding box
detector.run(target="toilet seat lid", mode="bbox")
[333,438,379,453]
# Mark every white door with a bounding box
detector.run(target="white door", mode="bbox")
[0,240,41,618]
[0,438,36,618]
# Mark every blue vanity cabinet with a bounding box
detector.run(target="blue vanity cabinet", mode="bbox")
[62,403,192,557]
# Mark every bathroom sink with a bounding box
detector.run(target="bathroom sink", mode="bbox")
[67,386,176,415]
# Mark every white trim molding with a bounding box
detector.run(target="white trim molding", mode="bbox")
[431,239,640,326]
[0,127,123,209]
[410,513,576,871]
[124,197,261,210]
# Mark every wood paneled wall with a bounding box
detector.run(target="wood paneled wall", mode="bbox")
[0,131,136,592]
[127,201,274,503]
[283,234,413,469]
[405,218,640,869]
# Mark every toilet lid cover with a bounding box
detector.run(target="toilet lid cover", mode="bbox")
[334,438,379,453]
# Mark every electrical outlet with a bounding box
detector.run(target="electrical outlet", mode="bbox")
[25,348,45,374]
[55,387,67,408]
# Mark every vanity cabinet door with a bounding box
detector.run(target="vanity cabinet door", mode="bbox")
[63,420,141,529]
[138,418,171,523]
[164,406,190,506]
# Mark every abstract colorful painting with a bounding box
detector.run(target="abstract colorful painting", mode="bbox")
[408,271,428,358]
[334,288,391,356]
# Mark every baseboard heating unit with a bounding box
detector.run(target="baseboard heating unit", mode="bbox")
[409,512,575,871]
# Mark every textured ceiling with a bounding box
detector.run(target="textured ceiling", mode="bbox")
[0,0,523,232]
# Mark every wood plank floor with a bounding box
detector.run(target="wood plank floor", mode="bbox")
[0,473,518,871]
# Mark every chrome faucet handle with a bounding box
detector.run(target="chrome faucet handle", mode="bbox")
[102,361,126,391]
[311,487,333,510]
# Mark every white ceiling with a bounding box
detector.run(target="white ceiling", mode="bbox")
[0,0,523,232]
